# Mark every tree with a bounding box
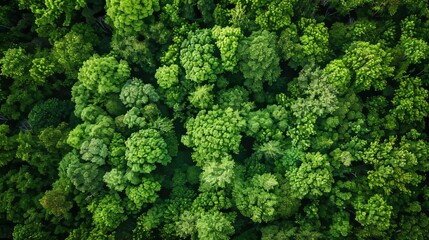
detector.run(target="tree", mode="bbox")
[0,47,31,82]
[18,0,87,34]
[0,124,17,167]
[64,151,104,193]
[119,79,159,108]
[182,106,246,166]
[80,138,108,166]
[27,99,71,131]
[155,64,179,89]
[246,0,296,31]
[200,155,235,191]
[179,29,221,84]
[323,59,351,95]
[355,194,393,238]
[125,177,161,210]
[103,169,126,192]
[329,211,352,238]
[288,67,338,150]
[78,55,130,95]
[125,128,171,173]
[285,152,334,199]
[246,104,289,143]
[217,86,252,111]
[211,26,243,72]
[342,41,394,92]
[328,0,429,16]
[52,23,97,80]
[12,222,50,240]
[110,36,156,72]
[85,115,116,143]
[398,16,429,64]
[188,84,215,109]
[390,77,429,123]
[362,137,422,195]
[237,30,281,92]
[39,189,73,217]
[195,210,235,240]
[106,0,160,36]
[279,18,329,68]
[29,57,55,85]
[233,173,279,223]
[87,192,127,231]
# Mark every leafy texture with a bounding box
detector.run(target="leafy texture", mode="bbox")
[125,129,171,173]
[238,30,281,92]
[182,106,246,166]
[180,29,221,83]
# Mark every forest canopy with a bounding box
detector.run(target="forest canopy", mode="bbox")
[1,0,429,239]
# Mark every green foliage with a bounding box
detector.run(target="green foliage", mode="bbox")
[125,177,161,210]
[103,169,126,191]
[288,67,339,149]
[52,23,97,79]
[39,189,73,217]
[195,210,235,240]
[400,37,429,64]
[0,124,17,167]
[290,67,338,118]
[122,107,147,129]
[120,79,159,108]
[237,30,281,92]
[78,55,130,95]
[182,106,246,166]
[29,57,55,84]
[180,29,221,83]
[191,189,232,211]
[106,0,160,36]
[286,152,334,199]
[391,77,429,123]
[323,59,351,94]
[329,211,352,238]
[27,98,71,131]
[329,0,429,16]
[155,64,179,89]
[254,140,285,161]
[397,213,429,240]
[110,36,156,72]
[217,86,251,111]
[246,104,289,142]
[280,18,329,68]
[260,223,324,240]
[81,105,107,123]
[125,128,171,173]
[200,155,235,191]
[188,84,215,109]
[71,82,93,117]
[3,1,429,239]
[85,115,116,143]
[64,151,104,193]
[80,138,108,166]
[233,173,279,223]
[12,222,50,240]
[247,0,296,30]
[355,194,393,237]
[88,192,127,231]
[0,47,31,82]
[211,26,243,72]
[342,41,394,92]
[362,137,422,194]
[19,0,86,32]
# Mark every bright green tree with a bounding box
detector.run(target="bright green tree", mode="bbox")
[237,30,281,92]
[125,128,171,173]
